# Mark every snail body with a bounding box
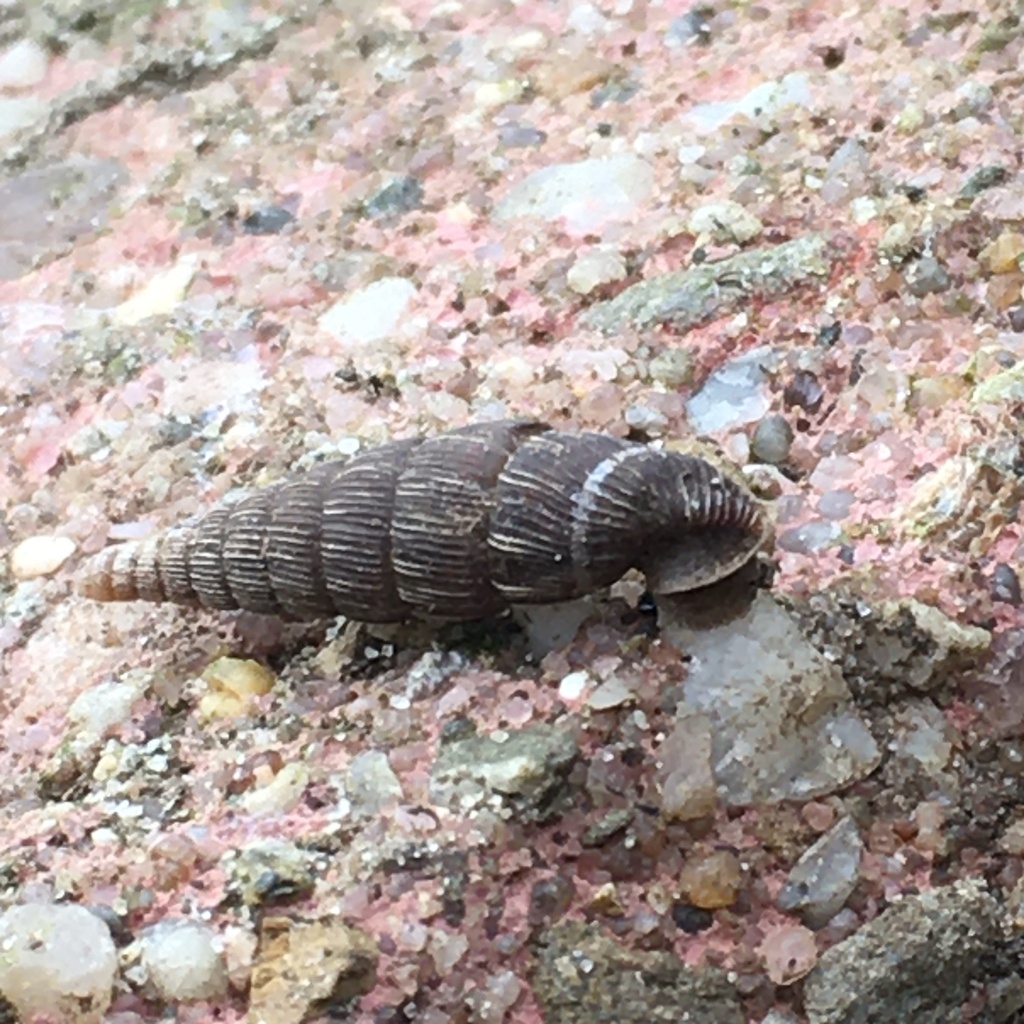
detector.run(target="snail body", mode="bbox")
[77,419,771,624]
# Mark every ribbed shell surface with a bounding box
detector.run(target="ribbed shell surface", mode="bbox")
[76,418,770,624]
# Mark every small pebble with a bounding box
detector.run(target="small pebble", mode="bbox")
[624,403,669,435]
[344,750,404,814]
[657,715,717,821]
[761,1012,801,1024]
[802,801,836,832]
[648,348,694,388]
[679,849,743,909]
[9,535,76,579]
[494,154,655,235]
[777,520,841,554]
[240,762,309,817]
[319,277,418,345]
[983,231,1024,274]
[0,39,47,89]
[112,258,198,327]
[566,248,627,295]
[558,671,591,701]
[0,903,117,1024]
[670,902,714,933]
[363,176,423,219]
[430,930,470,974]
[147,833,200,890]
[687,199,764,245]
[581,808,633,848]
[528,876,575,927]
[199,657,275,720]
[227,839,317,907]
[587,677,634,710]
[783,369,824,413]
[465,969,522,1023]
[759,924,818,985]
[242,205,295,235]
[819,139,870,206]
[904,256,950,297]
[776,816,863,928]
[141,920,228,1002]
[497,123,547,148]
[666,9,713,47]
[0,95,45,138]
[998,816,1024,856]
[474,79,523,110]
[687,346,774,434]
[953,79,994,119]
[959,164,1007,200]
[750,414,794,465]
[817,489,856,521]
[992,563,1022,605]
[67,674,147,742]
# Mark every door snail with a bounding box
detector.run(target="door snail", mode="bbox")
[76,418,772,624]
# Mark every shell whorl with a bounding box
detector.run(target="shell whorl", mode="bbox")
[76,419,770,624]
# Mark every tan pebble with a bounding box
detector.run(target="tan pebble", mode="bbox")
[760,923,818,984]
[589,882,626,917]
[985,271,1024,311]
[240,763,309,817]
[198,692,247,721]
[248,917,378,1022]
[912,800,946,854]
[982,230,1024,274]
[92,750,122,782]
[147,832,199,890]
[9,535,76,579]
[531,53,615,100]
[679,848,743,909]
[202,657,275,699]
[909,374,967,412]
[112,257,198,327]
[687,200,764,245]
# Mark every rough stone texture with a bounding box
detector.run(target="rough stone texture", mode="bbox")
[2,13,284,172]
[789,587,992,704]
[247,917,378,1024]
[579,234,832,334]
[223,839,318,908]
[802,880,1002,1024]
[776,816,863,929]
[430,723,579,821]
[532,922,743,1024]
[660,592,881,805]
[494,154,655,235]
[0,157,126,279]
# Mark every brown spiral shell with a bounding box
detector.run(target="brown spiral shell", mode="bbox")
[76,418,772,624]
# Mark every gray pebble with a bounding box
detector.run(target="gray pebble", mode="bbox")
[904,256,950,297]
[750,414,794,465]
[992,563,1022,606]
[777,520,841,554]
